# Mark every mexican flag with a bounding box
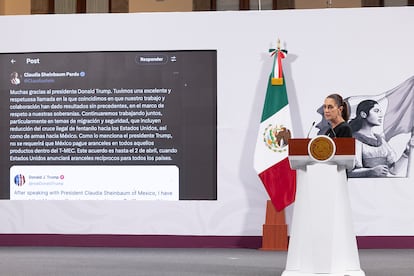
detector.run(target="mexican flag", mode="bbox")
[253,46,296,211]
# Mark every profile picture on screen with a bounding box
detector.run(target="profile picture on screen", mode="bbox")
[10,72,20,85]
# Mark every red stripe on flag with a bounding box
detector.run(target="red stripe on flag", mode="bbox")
[258,157,296,211]
[277,51,285,79]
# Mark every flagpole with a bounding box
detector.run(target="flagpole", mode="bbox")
[261,200,288,251]
[327,0,333,8]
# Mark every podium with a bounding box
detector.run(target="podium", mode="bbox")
[282,136,365,276]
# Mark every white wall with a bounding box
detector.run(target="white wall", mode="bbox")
[0,7,413,236]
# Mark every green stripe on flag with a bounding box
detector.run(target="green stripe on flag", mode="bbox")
[260,75,289,122]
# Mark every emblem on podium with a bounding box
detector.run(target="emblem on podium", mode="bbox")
[308,135,336,162]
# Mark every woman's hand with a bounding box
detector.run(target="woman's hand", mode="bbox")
[372,165,389,176]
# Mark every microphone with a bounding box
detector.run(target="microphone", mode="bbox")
[306,121,316,138]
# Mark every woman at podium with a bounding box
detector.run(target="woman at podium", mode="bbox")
[322,93,353,138]
[284,94,365,276]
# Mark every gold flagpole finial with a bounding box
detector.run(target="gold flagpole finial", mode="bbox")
[271,38,284,86]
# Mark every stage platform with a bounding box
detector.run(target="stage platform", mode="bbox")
[0,247,413,275]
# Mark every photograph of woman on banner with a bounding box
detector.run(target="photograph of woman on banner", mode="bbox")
[314,77,414,177]
[347,99,404,178]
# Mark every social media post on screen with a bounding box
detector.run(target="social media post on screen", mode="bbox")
[10,165,179,200]
[1,51,217,200]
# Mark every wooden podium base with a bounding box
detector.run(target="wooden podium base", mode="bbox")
[260,200,288,251]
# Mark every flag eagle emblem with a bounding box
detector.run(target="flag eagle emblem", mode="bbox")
[263,124,291,152]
